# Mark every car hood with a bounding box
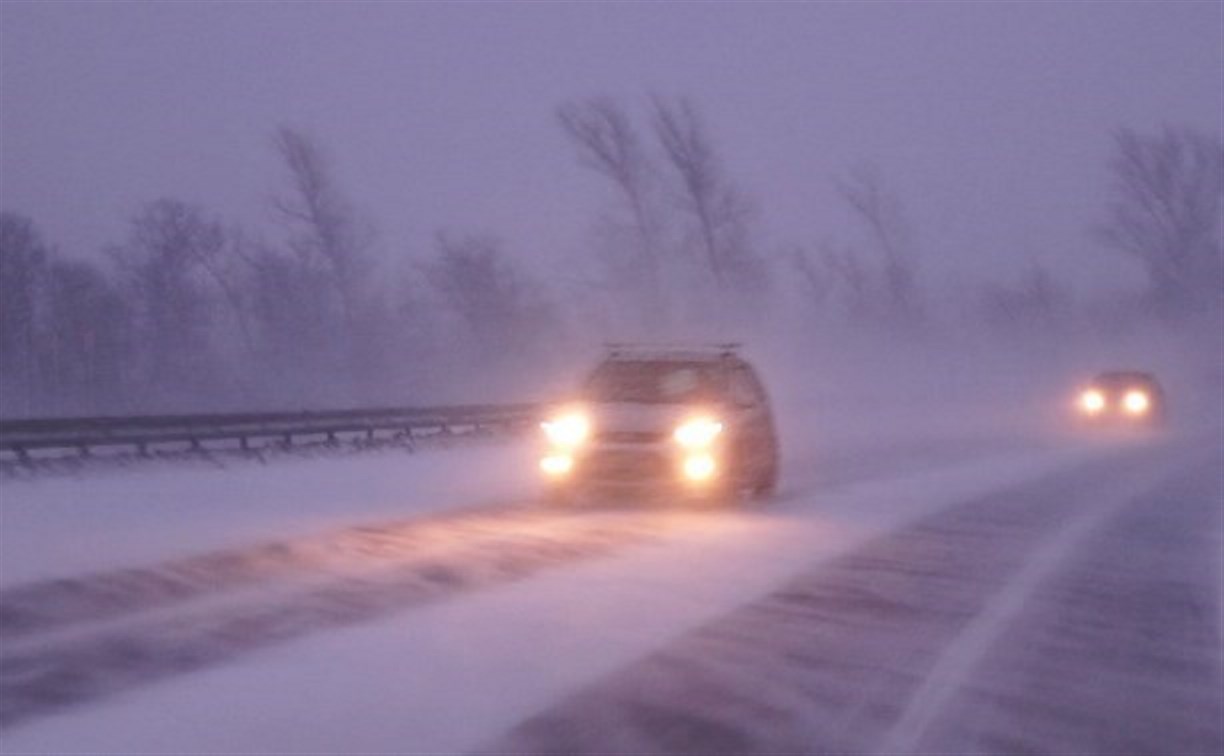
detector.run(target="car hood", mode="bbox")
[589,402,725,434]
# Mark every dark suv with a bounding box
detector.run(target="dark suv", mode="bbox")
[539,344,779,503]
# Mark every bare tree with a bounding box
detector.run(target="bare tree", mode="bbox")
[790,167,922,329]
[425,232,553,361]
[651,96,762,295]
[260,127,382,403]
[978,264,1070,333]
[0,212,48,414]
[111,199,226,401]
[41,259,132,413]
[559,98,659,251]
[1097,126,1223,320]
[794,240,875,323]
[242,240,340,404]
[272,127,373,330]
[791,245,835,315]
[835,164,923,324]
[558,97,666,320]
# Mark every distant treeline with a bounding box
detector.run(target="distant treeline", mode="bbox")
[1,99,1219,417]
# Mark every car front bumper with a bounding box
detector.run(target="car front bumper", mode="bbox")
[541,442,725,493]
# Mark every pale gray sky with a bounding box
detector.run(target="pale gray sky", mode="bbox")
[2,1,1220,290]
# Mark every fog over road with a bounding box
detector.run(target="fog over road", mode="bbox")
[0,433,1219,754]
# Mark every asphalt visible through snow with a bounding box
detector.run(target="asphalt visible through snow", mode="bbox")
[482,442,1223,755]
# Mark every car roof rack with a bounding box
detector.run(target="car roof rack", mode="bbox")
[1094,370,1157,383]
[603,342,742,361]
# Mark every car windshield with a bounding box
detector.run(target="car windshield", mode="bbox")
[583,360,726,404]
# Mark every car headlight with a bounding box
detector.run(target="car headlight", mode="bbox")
[539,454,574,476]
[1123,390,1149,414]
[674,417,723,448]
[1079,389,1105,414]
[682,453,717,481]
[542,412,590,447]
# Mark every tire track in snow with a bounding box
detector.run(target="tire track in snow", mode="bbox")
[0,506,710,729]
[0,503,543,642]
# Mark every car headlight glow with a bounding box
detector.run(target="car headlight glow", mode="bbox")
[674,417,723,448]
[683,453,716,481]
[1079,389,1106,414]
[539,454,574,476]
[1123,390,1150,414]
[541,412,590,447]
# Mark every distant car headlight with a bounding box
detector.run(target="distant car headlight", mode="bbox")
[1079,389,1106,414]
[1123,390,1150,414]
[674,417,723,448]
[541,412,590,447]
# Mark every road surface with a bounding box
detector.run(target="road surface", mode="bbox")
[0,432,1220,754]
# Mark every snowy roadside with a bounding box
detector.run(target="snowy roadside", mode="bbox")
[0,441,538,588]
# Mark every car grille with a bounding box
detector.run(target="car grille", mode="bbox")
[583,449,671,480]
[595,430,669,444]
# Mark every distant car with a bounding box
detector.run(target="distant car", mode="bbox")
[538,344,779,503]
[1074,371,1167,426]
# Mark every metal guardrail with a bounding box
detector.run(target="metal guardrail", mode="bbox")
[0,403,543,462]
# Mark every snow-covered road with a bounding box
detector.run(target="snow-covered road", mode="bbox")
[0,431,1219,754]
[488,439,1222,755]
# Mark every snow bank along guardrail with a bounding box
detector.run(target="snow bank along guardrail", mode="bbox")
[0,403,542,463]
